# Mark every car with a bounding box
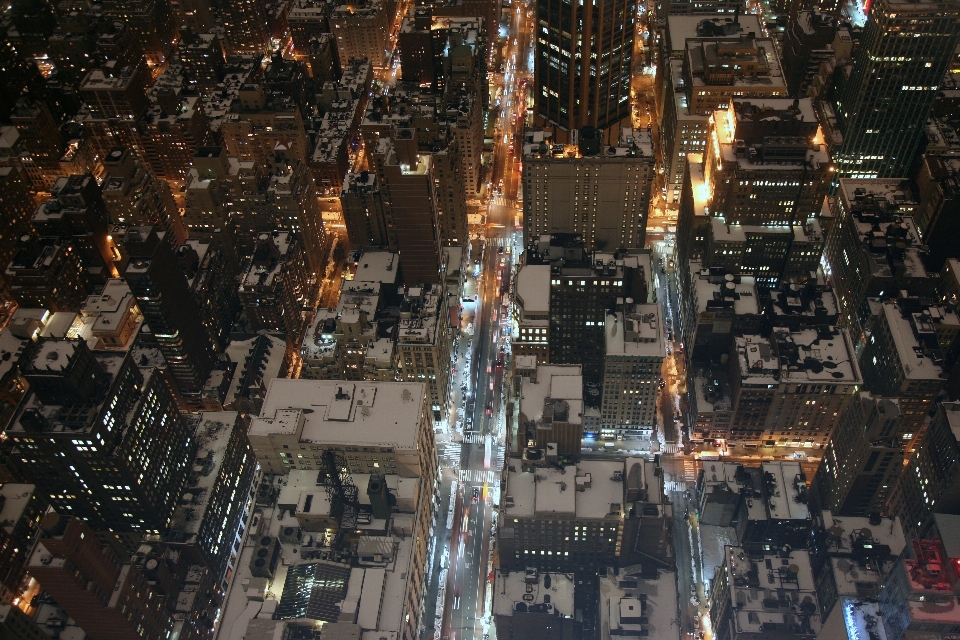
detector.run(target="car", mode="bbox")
[498,247,505,254]
[472,487,481,502]
[485,403,493,414]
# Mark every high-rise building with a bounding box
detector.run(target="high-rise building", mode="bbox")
[813,393,904,517]
[858,298,952,436]
[533,0,635,139]
[220,0,271,54]
[373,137,442,284]
[27,516,174,640]
[5,235,90,311]
[329,0,391,69]
[139,89,212,192]
[914,154,960,273]
[220,86,309,169]
[341,170,391,249]
[517,363,584,456]
[9,97,64,190]
[123,226,217,396]
[512,264,551,363]
[10,341,191,539]
[876,531,960,640]
[79,66,150,120]
[530,237,648,385]
[247,379,437,640]
[395,283,450,422]
[166,411,255,589]
[728,326,861,448]
[101,146,186,245]
[699,98,831,227]
[177,29,225,92]
[177,239,240,353]
[780,10,847,98]
[831,0,960,180]
[0,167,35,278]
[0,483,47,603]
[521,127,654,251]
[288,0,332,60]
[600,303,666,440]
[100,0,178,66]
[239,233,310,343]
[892,402,960,540]
[0,602,47,640]
[823,179,937,346]
[499,456,671,571]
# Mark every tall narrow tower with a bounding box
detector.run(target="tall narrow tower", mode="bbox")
[534,0,635,138]
[832,0,960,179]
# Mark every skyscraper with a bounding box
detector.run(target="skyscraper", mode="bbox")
[832,0,960,180]
[123,227,217,396]
[533,0,635,139]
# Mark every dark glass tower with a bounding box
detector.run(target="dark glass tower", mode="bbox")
[832,0,960,179]
[534,0,635,135]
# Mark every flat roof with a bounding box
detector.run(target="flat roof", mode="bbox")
[692,264,759,317]
[504,461,624,520]
[519,365,583,424]
[493,569,575,618]
[354,250,399,284]
[251,380,426,448]
[882,302,944,380]
[771,326,862,385]
[604,305,667,359]
[666,14,763,53]
[515,264,550,314]
[599,566,680,640]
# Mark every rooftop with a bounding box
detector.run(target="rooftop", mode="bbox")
[493,569,575,619]
[881,301,949,380]
[691,263,759,317]
[666,14,764,53]
[521,127,653,160]
[519,365,583,426]
[604,304,666,359]
[599,566,680,640]
[770,326,862,385]
[515,264,550,317]
[250,380,426,449]
[503,460,626,520]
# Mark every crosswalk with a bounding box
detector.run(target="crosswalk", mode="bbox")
[683,457,697,482]
[458,469,498,484]
[485,236,511,247]
[461,433,487,444]
[665,480,689,493]
[662,442,682,454]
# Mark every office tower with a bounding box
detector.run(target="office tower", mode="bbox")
[177,240,240,353]
[123,227,217,396]
[512,264,551,362]
[781,11,851,98]
[341,171,391,249]
[399,9,444,89]
[709,545,821,640]
[81,279,144,351]
[221,85,309,169]
[9,340,191,540]
[0,484,47,603]
[330,0,391,70]
[892,402,960,540]
[35,175,115,279]
[0,167,35,275]
[600,303,666,440]
[28,516,173,640]
[876,528,960,640]
[183,146,260,256]
[914,155,960,273]
[373,137,442,284]
[431,138,469,246]
[4,236,88,311]
[9,97,65,190]
[832,0,960,180]
[101,146,186,245]
[395,284,450,422]
[220,0,271,54]
[263,55,312,117]
[690,217,825,288]
[239,233,311,342]
[171,0,214,32]
[288,0,331,59]
[700,98,830,227]
[533,238,648,385]
[300,250,400,381]
[166,411,255,589]
[660,15,787,203]
[521,127,654,251]
[310,58,373,191]
[442,87,484,202]
[94,21,150,87]
[99,0,177,66]
[248,379,437,640]
[533,0,635,139]
[680,265,760,368]
[79,66,150,120]
[823,179,937,346]
[516,363,584,455]
[728,326,861,448]
[813,393,904,517]
[858,298,952,437]
[499,456,670,571]
[178,29,225,92]
[139,90,212,192]
[306,34,342,83]
[258,154,330,275]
